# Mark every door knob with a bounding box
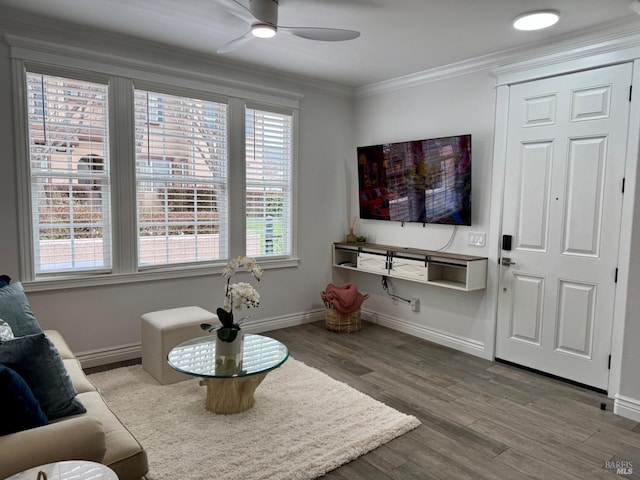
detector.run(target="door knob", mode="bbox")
[501,257,516,266]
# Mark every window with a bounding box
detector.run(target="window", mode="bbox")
[134,90,228,267]
[25,73,111,275]
[15,51,297,285]
[246,108,292,257]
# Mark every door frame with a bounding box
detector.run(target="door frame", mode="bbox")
[487,33,640,400]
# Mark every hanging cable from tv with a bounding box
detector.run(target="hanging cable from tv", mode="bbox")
[381,276,411,304]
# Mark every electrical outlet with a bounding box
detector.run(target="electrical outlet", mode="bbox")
[468,232,486,247]
[411,297,420,312]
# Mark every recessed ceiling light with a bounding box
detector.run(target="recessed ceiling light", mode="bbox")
[251,23,277,38]
[513,11,560,31]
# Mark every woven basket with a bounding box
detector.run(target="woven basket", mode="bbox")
[324,295,369,333]
[325,308,361,333]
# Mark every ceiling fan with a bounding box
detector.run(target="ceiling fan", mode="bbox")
[217,0,361,54]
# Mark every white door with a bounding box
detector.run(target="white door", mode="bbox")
[496,63,632,391]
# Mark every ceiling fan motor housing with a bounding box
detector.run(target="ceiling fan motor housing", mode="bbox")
[217,0,360,53]
[250,0,278,26]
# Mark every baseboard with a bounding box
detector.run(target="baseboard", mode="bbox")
[362,308,486,358]
[76,309,324,368]
[614,394,640,422]
[77,342,142,369]
[241,308,325,334]
[76,308,485,368]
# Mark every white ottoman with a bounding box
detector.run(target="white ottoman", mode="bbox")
[141,306,218,384]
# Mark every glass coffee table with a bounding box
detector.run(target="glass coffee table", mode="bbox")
[167,333,288,414]
[8,461,117,480]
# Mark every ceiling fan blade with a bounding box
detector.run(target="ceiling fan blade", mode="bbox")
[217,30,255,53]
[224,0,258,22]
[279,26,360,42]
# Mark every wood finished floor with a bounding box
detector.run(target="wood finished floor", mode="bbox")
[86,320,640,479]
[265,321,640,480]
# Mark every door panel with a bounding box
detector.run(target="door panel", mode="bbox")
[555,280,596,358]
[496,63,632,390]
[523,94,557,126]
[517,141,553,251]
[510,274,545,345]
[563,136,606,256]
[571,85,611,121]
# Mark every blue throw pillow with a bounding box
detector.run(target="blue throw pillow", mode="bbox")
[0,282,43,337]
[0,275,10,288]
[0,363,48,436]
[0,333,85,420]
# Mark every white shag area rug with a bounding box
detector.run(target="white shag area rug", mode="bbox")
[89,359,420,480]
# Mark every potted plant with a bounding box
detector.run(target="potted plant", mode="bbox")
[201,257,263,371]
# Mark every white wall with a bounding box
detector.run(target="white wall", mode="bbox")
[0,8,353,359]
[618,147,640,419]
[350,71,497,356]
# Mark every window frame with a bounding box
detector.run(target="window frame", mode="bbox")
[25,71,113,277]
[133,86,230,269]
[10,40,300,291]
[245,103,295,260]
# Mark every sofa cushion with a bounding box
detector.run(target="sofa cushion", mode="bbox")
[64,358,98,394]
[0,415,107,479]
[78,391,148,480]
[0,283,43,337]
[0,364,49,436]
[45,330,75,360]
[0,333,86,420]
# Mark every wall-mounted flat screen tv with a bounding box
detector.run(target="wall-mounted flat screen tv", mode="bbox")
[357,134,471,225]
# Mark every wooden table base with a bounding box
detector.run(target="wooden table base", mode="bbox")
[199,372,268,414]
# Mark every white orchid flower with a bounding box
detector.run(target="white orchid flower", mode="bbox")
[228,282,260,310]
[222,258,240,278]
[220,257,263,320]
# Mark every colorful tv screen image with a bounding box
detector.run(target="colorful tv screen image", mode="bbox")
[357,134,471,225]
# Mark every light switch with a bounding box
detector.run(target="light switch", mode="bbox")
[468,232,486,247]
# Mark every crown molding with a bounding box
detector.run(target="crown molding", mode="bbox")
[354,52,504,98]
[491,28,640,85]
[5,33,307,107]
[355,16,640,98]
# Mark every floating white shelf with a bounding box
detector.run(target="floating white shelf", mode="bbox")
[333,242,487,291]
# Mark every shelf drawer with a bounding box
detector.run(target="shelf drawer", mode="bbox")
[357,252,388,274]
[390,257,427,282]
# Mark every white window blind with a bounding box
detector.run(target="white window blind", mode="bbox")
[26,72,111,275]
[245,108,292,257]
[134,89,228,267]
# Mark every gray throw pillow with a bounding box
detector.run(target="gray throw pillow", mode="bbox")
[0,282,43,337]
[0,333,85,420]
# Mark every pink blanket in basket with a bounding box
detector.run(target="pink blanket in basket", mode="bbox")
[321,283,367,315]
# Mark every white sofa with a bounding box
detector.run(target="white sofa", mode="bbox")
[0,330,148,480]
